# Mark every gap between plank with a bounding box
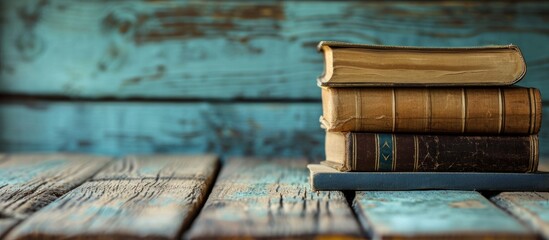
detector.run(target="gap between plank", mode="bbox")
[0,155,113,238]
[0,94,321,104]
[0,219,20,239]
[479,190,500,199]
[179,159,222,239]
[1,94,548,105]
[342,191,368,238]
[486,193,542,234]
[480,191,544,239]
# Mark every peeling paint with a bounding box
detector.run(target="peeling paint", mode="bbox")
[14,0,48,60]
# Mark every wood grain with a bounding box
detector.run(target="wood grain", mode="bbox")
[0,153,110,218]
[491,192,549,239]
[186,158,362,239]
[0,218,19,239]
[354,191,535,239]
[1,1,549,99]
[0,101,324,160]
[93,154,218,180]
[6,155,219,240]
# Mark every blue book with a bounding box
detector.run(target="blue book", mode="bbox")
[308,164,549,191]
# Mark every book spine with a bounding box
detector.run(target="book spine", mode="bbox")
[348,133,538,172]
[321,87,542,134]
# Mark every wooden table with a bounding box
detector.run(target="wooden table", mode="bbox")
[0,154,548,239]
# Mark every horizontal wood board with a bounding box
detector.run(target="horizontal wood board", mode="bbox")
[93,154,219,180]
[492,192,549,239]
[354,191,535,239]
[6,155,219,240]
[1,101,548,160]
[186,157,362,239]
[0,101,324,159]
[0,153,110,218]
[1,1,549,99]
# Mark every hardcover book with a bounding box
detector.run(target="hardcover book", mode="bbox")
[321,87,542,134]
[324,132,539,172]
[317,41,526,87]
[308,164,549,191]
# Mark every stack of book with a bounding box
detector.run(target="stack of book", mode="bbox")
[308,41,548,191]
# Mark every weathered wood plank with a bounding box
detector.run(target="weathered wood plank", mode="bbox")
[1,101,548,160]
[7,180,211,240]
[6,155,218,240]
[354,191,535,239]
[492,192,549,239]
[0,218,19,239]
[0,153,110,218]
[93,154,218,180]
[1,1,549,99]
[186,158,362,239]
[0,101,324,159]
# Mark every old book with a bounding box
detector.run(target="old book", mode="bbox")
[317,41,526,87]
[309,163,549,191]
[321,87,542,134]
[325,132,539,172]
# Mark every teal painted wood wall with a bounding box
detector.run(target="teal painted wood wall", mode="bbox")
[1,1,548,160]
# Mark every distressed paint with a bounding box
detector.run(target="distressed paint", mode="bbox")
[354,191,535,239]
[0,101,324,159]
[93,154,219,180]
[7,180,206,239]
[0,154,110,218]
[0,101,548,160]
[0,159,66,185]
[6,155,219,240]
[186,158,363,239]
[1,1,549,99]
[492,192,549,239]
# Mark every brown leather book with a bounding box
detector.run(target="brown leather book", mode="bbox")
[321,87,542,134]
[317,41,526,87]
[324,132,539,172]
